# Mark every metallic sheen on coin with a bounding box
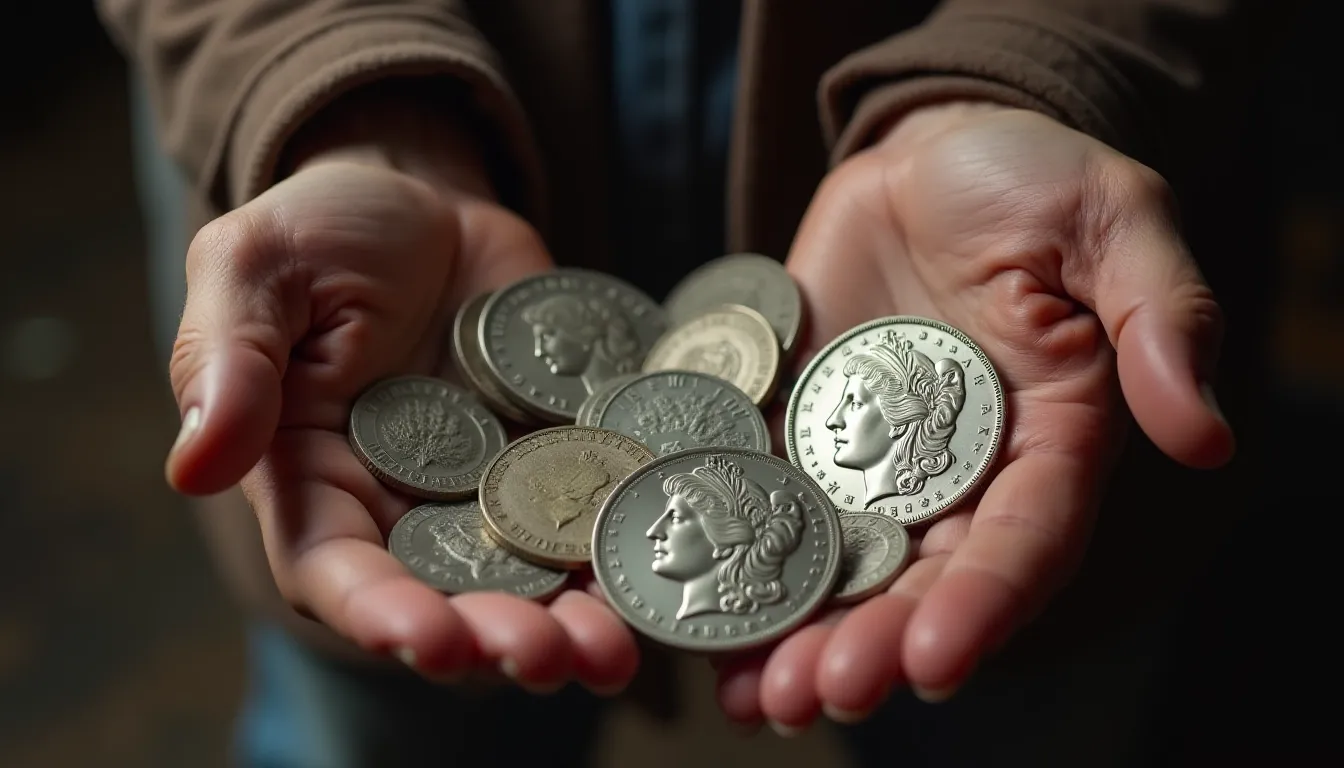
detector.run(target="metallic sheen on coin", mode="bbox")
[642,305,780,408]
[786,316,1005,526]
[576,373,640,427]
[663,253,805,356]
[479,269,667,423]
[831,512,911,605]
[593,370,770,455]
[452,292,535,425]
[349,376,507,500]
[388,502,567,600]
[592,448,842,652]
[479,426,656,569]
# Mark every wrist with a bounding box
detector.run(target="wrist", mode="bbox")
[875,100,1015,153]
[279,78,496,201]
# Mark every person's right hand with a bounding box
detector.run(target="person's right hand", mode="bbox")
[164,140,639,695]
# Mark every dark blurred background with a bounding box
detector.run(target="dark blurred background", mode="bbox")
[0,3,1337,766]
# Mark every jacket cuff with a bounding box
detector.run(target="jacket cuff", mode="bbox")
[820,11,1160,167]
[203,10,544,222]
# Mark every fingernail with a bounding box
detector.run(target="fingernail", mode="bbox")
[1199,382,1228,425]
[768,720,802,738]
[394,646,416,668]
[913,685,957,703]
[172,406,201,453]
[499,657,520,680]
[822,703,869,724]
[500,658,563,695]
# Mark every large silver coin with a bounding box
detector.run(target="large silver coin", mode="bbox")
[663,253,805,357]
[452,291,535,425]
[786,316,1005,526]
[388,501,567,600]
[349,376,507,501]
[592,448,842,653]
[479,269,666,423]
[642,305,781,408]
[593,370,770,456]
[831,512,911,605]
[576,373,640,428]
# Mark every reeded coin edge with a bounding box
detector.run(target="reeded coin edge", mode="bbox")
[829,512,912,606]
[663,253,804,354]
[784,315,1006,528]
[590,447,843,653]
[452,292,537,425]
[593,369,772,455]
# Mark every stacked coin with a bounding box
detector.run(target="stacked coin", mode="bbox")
[344,260,1005,654]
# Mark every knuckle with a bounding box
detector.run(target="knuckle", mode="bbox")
[167,324,209,401]
[186,208,285,285]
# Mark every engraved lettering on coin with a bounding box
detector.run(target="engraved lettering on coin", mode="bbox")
[480,426,655,569]
[388,502,566,600]
[786,317,1004,526]
[594,371,769,454]
[663,253,805,355]
[592,448,842,652]
[349,376,506,501]
[832,512,911,605]
[643,306,780,407]
[480,270,666,423]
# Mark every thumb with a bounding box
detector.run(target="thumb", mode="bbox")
[1075,172,1235,469]
[166,210,300,495]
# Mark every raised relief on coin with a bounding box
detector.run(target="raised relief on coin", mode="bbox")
[480,426,655,569]
[642,306,780,407]
[592,448,842,652]
[595,371,770,455]
[389,502,567,600]
[349,376,507,500]
[480,270,666,423]
[786,317,1004,526]
[663,253,805,355]
[831,512,911,605]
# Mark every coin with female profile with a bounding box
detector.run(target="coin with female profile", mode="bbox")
[591,448,842,652]
[478,269,666,423]
[785,316,1005,526]
[388,502,567,600]
[641,305,781,408]
[831,512,911,605]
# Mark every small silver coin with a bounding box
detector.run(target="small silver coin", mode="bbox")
[592,448,842,653]
[478,269,667,424]
[593,370,770,456]
[785,316,1005,526]
[576,373,640,427]
[452,292,536,425]
[663,253,805,357]
[642,305,781,408]
[831,512,911,605]
[349,376,507,500]
[388,501,568,600]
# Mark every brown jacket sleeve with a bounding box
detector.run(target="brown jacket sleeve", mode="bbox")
[95,0,543,218]
[820,0,1303,172]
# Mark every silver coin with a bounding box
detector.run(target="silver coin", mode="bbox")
[785,316,1005,526]
[478,269,667,424]
[642,305,781,407]
[594,370,771,456]
[592,448,842,653]
[349,376,507,500]
[452,291,536,425]
[663,253,805,356]
[576,373,640,427]
[388,501,567,600]
[831,512,911,605]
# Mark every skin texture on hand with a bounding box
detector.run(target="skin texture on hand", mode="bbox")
[717,101,1235,733]
[162,85,639,695]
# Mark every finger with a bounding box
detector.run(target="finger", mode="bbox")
[714,652,768,726]
[167,211,302,494]
[451,592,575,693]
[1074,168,1234,468]
[759,623,834,733]
[816,558,943,716]
[547,590,640,695]
[902,444,1097,698]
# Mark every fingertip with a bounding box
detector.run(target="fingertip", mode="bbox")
[902,572,1003,694]
[548,591,640,694]
[344,578,476,676]
[816,594,912,714]
[452,592,574,690]
[715,654,767,725]
[760,624,831,728]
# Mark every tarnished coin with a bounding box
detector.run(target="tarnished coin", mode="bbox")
[785,316,1005,526]
[663,253,805,356]
[388,501,567,600]
[479,269,667,423]
[593,370,771,456]
[452,292,535,425]
[831,512,911,605]
[349,376,507,500]
[480,426,656,569]
[592,448,842,652]
[576,373,640,427]
[642,305,780,407]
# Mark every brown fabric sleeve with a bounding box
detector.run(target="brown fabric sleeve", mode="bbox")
[819,0,1305,171]
[95,1,544,219]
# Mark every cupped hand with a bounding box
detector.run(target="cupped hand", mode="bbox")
[165,156,637,694]
[719,103,1235,730]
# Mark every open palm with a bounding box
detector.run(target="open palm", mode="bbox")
[718,105,1235,729]
[166,160,637,692]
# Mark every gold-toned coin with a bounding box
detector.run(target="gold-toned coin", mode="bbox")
[479,426,656,569]
[452,292,536,425]
[642,305,781,408]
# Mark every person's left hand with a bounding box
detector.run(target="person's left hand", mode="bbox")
[714,102,1236,733]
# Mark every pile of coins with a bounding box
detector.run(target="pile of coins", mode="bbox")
[349,254,1005,653]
